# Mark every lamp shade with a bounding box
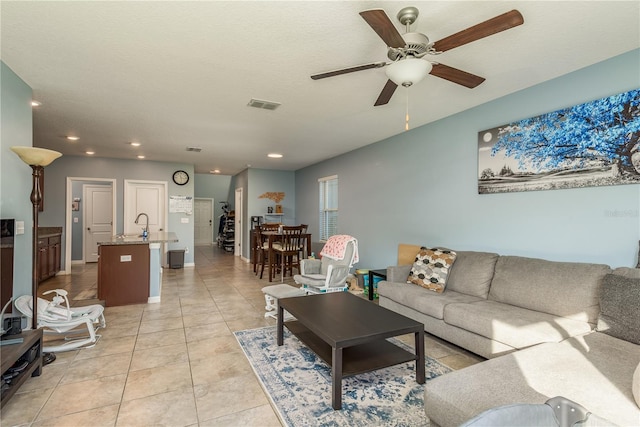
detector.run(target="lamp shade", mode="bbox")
[11,146,62,166]
[385,58,432,87]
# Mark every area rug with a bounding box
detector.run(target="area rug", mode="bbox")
[234,326,451,427]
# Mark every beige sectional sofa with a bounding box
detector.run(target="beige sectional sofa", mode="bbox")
[378,249,640,426]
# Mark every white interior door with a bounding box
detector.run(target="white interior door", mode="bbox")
[194,198,213,246]
[234,188,243,257]
[83,185,113,263]
[124,180,167,235]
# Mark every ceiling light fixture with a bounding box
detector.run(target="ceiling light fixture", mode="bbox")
[385,58,432,87]
[31,100,41,107]
[86,151,95,155]
[130,142,141,147]
[66,136,79,141]
[210,169,220,174]
[268,153,283,158]
[385,58,432,131]
[137,155,145,159]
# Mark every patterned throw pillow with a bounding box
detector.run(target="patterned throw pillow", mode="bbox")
[407,247,457,293]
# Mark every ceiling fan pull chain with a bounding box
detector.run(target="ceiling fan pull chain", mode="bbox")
[405,87,410,131]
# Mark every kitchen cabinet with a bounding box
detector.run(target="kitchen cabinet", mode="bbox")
[97,232,178,306]
[37,233,61,283]
[98,243,150,306]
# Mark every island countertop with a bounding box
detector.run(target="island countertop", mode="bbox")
[98,231,179,246]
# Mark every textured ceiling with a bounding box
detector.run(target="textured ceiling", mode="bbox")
[2,1,639,175]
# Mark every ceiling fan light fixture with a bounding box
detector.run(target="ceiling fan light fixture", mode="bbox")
[386,58,432,87]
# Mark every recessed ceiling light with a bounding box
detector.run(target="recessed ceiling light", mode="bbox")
[66,136,79,141]
[130,142,141,147]
[210,169,220,174]
[268,153,283,158]
[31,100,41,107]
[86,151,95,155]
[137,155,145,159]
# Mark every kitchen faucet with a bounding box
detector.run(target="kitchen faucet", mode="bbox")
[135,213,149,236]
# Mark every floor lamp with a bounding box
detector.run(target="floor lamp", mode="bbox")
[10,146,62,330]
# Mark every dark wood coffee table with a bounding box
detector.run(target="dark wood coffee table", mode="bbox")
[277,292,425,410]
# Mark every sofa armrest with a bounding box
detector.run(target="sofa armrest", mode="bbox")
[387,265,412,283]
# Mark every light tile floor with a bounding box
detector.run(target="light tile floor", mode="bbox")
[2,246,483,426]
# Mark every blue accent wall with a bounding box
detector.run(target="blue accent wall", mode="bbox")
[1,62,34,299]
[295,49,640,269]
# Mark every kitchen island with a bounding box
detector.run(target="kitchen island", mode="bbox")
[97,232,178,306]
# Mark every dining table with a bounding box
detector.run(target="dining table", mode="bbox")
[261,231,312,282]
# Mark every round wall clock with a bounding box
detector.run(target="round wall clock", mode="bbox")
[172,170,189,185]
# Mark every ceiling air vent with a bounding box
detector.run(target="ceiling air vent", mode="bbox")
[247,98,281,111]
[186,147,202,152]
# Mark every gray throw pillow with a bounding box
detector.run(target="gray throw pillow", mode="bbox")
[596,274,640,345]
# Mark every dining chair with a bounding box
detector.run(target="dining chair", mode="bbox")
[272,225,306,282]
[259,223,281,280]
[252,225,262,274]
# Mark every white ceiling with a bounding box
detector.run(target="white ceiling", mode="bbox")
[2,1,639,175]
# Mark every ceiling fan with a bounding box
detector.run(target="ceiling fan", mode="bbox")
[311,7,524,106]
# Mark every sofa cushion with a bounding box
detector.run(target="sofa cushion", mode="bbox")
[613,266,640,279]
[634,362,640,409]
[597,273,640,345]
[377,282,482,320]
[446,251,499,298]
[488,256,610,324]
[407,247,457,293]
[424,332,640,427]
[443,300,592,349]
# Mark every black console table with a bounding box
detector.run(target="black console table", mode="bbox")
[1,329,43,408]
[368,269,387,300]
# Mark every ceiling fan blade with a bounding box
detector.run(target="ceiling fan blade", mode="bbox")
[311,61,387,80]
[433,10,524,53]
[374,80,398,106]
[430,64,485,88]
[359,9,406,48]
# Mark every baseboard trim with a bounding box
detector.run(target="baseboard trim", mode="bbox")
[148,296,161,304]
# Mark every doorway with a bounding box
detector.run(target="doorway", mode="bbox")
[194,198,214,246]
[123,179,168,264]
[123,180,167,235]
[65,177,116,275]
[83,184,113,263]
[234,188,243,257]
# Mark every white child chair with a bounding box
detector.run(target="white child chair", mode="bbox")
[15,289,106,353]
[294,235,359,294]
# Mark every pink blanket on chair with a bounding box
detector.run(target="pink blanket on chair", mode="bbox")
[320,235,359,263]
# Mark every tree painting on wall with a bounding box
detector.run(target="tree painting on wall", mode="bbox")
[478,88,640,194]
